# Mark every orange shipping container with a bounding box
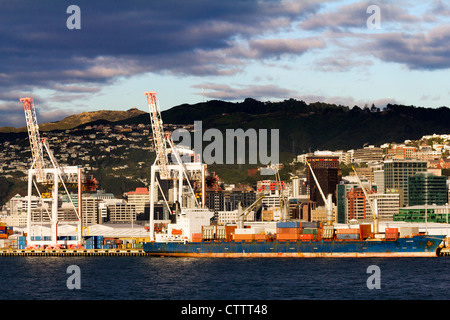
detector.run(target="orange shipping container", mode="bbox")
[233,234,255,241]
[335,228,360,234]
[385,228,398,234]
[277,228,300,234]
[254,234,268,241]
[276,233,299,241]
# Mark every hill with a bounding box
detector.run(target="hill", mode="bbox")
[114,98,450,154]
[2,98,449,154]
[0,107,146,133]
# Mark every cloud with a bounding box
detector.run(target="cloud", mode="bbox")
[300,1,420,31]
[192,83,299,101]
[363,25,450,70]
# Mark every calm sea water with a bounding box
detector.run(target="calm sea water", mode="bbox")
[0,256,448,300]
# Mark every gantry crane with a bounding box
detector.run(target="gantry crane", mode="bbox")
[20,97,85,247]
[306,161,334,225]
[145,92,208,240]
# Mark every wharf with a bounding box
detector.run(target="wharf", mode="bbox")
[0,249,148,257]
[439,247,450,257]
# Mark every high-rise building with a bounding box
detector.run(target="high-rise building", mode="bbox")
[408,172,448,206]
[384,160,427,207]
[107,202,136,223]
[306,156,342,207]
[373,169,385,194]
[126,187,150,215]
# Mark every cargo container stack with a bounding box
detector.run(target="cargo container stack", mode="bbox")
[17,236,27,249]
[385,228,399,240]
[0,223,7,240]
[276,221,301,242]
[335,228,360,240]
[84,236,104,249]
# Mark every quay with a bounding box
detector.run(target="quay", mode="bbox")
[0,249,148,257]
[439,247,450,257]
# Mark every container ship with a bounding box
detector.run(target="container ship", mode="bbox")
[141,91,447,258]
[143,218,446,258]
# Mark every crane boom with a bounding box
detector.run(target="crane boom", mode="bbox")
[145,92,169,179]
[351,166,378,233]
[306,161,334,225]
[21,97,46,183]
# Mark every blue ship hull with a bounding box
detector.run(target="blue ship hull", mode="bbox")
[143,235,446,257]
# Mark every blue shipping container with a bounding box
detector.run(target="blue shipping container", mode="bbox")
[276,222,300,228]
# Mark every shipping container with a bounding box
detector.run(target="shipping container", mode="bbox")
[276,221,300,228]
[400,227,419,238]
[322,225,334,239]
[299,233,314,240]
[385,228,398,234]
[336,233,360,240]
[255,234,269,242]
[232,234,255,242]
[276,233,299,241]
[276,227,300,234]
[302,228,318,235]
[301,221,320,228]
[359,224,372,239]
[335,228,360,234]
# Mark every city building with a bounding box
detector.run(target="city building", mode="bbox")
[107,202,136,223]
[306,156,342,207]
[126,187,150,215]
[384,159,427,207]
[408,172,448,206]
[353,146,383,163]
[395,205,450,223]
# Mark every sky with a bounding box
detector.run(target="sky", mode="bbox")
[1,0,450,127]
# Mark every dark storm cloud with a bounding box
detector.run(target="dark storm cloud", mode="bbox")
[0,0,329,126]
[0,0,325,88]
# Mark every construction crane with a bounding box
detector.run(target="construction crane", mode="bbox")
[20,97,84,247]
[352,166,379,234]
[306,161,334,225]
[237,196,265,228]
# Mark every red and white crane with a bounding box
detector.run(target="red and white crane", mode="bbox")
[145,91,209,241]
[20,97,84,248]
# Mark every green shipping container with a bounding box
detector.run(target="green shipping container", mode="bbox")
[302,228,318,235]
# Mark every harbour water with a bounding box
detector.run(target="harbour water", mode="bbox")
[0,256,448,300]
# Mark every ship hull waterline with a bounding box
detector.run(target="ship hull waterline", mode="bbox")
[143,235,445,258]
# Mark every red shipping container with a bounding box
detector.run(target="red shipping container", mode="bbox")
[385,228,398,233]
[299,234,314,240]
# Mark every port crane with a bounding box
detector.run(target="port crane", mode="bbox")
[351,166,379,234]
[237,195,265,228]
[145,92,209,241]
[269,164,289,222]
[20,97,89,247]
[306,161,334,225]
